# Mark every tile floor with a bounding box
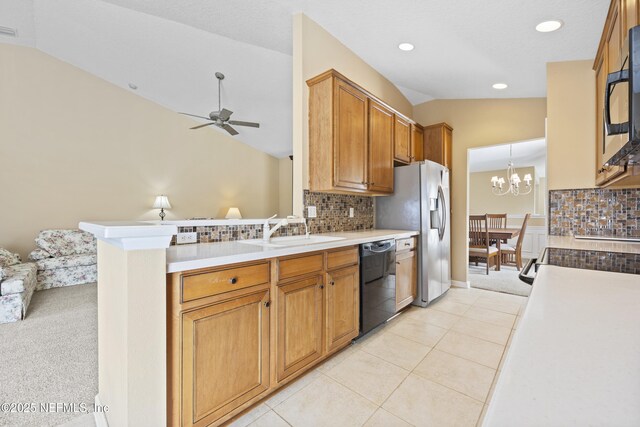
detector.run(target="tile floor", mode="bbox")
[228,286,527,427]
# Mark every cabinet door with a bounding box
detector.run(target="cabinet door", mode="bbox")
[411,124,424,162]
[325,265,359,353]
[443,126,453,171]
[368,100,394,193]
[334,79,368,191]
[595,52,609,185]
[394,116,411,163]
[603,2,627,179]
[181,290,270,427]
[276,276,323,381]
[395,250,417,312]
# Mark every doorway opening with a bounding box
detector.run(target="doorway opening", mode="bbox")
[466,138,547,296]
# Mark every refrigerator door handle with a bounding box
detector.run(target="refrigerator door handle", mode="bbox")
[437,185,447,241]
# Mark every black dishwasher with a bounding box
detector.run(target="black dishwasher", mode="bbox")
[359,239,396,337]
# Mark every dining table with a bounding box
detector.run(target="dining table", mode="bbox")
[472,227,521,271]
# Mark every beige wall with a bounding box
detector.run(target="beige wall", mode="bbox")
[278,157,293,216]
[0,44,282,258]
[547,60,596,190]
[292,14,413,215]
[413,98,547,283]
[469,167,536,215]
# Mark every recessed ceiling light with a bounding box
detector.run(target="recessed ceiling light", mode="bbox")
[493,83,508,90]
[536,20,563,33]
[398,43,414,51]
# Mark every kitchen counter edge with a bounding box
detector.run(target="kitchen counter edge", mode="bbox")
[166,229,419,273]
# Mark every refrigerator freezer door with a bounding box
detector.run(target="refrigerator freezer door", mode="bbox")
[440,167,451,294]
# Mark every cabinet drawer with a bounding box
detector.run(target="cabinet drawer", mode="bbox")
[182,262,270,303]
[396,237,416,252]
[326,246,359,270]
[278,253,324,281]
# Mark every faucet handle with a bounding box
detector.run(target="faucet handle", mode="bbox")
[268,214,278,221]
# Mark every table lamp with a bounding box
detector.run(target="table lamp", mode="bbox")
[153,195,171,220]
[225,207,242,219]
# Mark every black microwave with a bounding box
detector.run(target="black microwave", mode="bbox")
[605,25,640,165]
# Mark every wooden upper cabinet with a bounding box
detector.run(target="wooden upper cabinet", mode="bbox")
[307,69,403,195]
[325,265,359,353]
[334,79,369,191]
[411,124,424,162]
[180,289,270,427]
[368,100,395,193]
[276,275,324,381]
[394,116,411,163]
[424,122,453,171]
[593,0,640,186]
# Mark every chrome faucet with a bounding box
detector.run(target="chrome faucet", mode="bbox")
[263,214,289,242]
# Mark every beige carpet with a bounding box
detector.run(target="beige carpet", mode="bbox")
[469,264,532,297]
[0,284,97,427]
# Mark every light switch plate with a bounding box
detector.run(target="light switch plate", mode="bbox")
[349,208,354,218]
[176,232,197,244]
[308,206,317,218]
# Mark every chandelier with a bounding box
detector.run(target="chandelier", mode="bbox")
[490,145,532,196]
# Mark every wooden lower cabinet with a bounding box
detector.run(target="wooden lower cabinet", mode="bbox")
[180,289,270,427]
[325,265,360,353]
[395,249,417,311]
[276,275,324,381]
[169,248,361,426]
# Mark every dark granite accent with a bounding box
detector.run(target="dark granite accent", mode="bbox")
[302,190,374,234]
[546,248,640,275]
[549,188,640,237]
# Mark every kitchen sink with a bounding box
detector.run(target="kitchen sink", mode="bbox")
[238,235,346,248]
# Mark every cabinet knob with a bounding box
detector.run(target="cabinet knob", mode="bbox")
[264,301,270,308]
[370,182,375,186]
[396,261,400,265]
[319,284,324,289]
[330,281,335,286]
[404,242,410,246]
[229,277,238,285]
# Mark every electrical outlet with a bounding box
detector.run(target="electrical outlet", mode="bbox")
[307,206,317,218]
[349,207,354,218]
[176,232,197,244]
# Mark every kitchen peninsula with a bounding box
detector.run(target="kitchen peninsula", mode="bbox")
[79,221,418,427]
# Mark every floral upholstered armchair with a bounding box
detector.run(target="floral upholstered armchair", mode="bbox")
[0,248,37,324]
[28,229,97,290]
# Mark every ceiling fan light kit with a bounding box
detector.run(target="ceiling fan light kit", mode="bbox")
[179,71,260,136]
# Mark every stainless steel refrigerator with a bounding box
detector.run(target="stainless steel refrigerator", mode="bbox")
[376,161,451,306]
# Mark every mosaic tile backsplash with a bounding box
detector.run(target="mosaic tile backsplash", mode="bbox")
[172,223,306,245]
[549,188,640,237]
[546,248,640,275]
[170,191,375,245]
[303,190,374,234]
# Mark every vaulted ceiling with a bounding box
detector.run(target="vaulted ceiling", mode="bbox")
[1,0,609,157]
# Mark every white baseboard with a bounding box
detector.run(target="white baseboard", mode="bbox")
[451,280,470,289]
[94,395,109,427]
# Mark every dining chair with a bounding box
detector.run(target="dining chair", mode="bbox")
[487,213,508,244]
[501,213,531,270]
[468,214,500,274]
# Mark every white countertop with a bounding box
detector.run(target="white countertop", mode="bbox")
[484,265,640,426]
[79,221,177,250]
[166,229,418,273]
[547,235,640,254]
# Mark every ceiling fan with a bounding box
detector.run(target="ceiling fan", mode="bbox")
[180,72,260,136]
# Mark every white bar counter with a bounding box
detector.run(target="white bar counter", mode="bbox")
[484,265,640,426]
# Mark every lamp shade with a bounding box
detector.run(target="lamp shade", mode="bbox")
[225,207,242,219]
[152,195,171,210]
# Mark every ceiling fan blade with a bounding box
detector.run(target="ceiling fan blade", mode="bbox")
[190,122,216,130]
[228,120,260,128]
[218,108,233,121]
[179,112,212,121]
[222,124,239,136]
